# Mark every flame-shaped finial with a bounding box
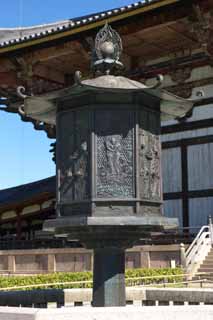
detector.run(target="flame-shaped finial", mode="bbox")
[92,23,123,74]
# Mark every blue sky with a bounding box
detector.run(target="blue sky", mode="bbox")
[0,0,134,189]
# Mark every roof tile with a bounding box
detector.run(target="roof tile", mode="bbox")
[0,0,162,49]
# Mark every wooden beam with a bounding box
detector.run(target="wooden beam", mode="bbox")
[0,61,65,92]
[0,71,17,88]
[26,41,80,64]
[167,23,198,45]
[162,118,213,135]
[115,1,192,37]
[164,188,213,200]
[128,50,209,79]
[164,192,182,200]
[162,135,213,149]
[0,57,16,72]
[33,64,65,84]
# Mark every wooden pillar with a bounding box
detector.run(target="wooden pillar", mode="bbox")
[47,254,56,273]
[181,145,189,229]
[27,220,32,240]
[140,249,150,268]
[16,210,22,240]
[8,255,16,273]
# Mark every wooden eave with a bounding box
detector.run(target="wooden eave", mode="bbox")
[0,0,202,87]
[0,192,55,215]
[0,206,54,225]
[0,0,181,55]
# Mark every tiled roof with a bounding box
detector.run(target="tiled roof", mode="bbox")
[0,176,55,210]
[0,0,164,48]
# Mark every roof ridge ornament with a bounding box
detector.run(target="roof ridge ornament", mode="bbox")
[92,23,123,75]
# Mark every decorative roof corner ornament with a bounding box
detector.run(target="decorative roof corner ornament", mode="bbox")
[146,74,164,89]
[74,70,82,85]
[175,89,204,122]
[17,86,29,99]
[92,23,123,75]
[16,86,32,116]
[196,89,205,98]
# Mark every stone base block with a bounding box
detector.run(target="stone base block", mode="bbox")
[1,306,213,320]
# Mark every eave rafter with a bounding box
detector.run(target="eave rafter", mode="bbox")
[19,114,56,139]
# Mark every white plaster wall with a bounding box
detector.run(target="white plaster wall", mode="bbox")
[188,143,213,191]
[189,197,213,228]
[164,200,183,228]
[162,148,182,193]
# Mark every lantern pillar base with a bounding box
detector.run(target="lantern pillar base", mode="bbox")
[92,246,126,307]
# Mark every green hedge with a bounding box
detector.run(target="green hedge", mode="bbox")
[0,268,183,291]
[125,267,183,285]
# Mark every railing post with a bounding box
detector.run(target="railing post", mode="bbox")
[47,254,56,273]
[180,243,186,269]
[8,255,16,273]
[208,216,213,245]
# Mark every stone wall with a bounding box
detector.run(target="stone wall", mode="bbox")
[0,245,181,274]
[0,287,213,308]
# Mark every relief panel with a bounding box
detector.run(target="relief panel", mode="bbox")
[58,109,90,202]
[139,109,161,201]
[96,109,134,198]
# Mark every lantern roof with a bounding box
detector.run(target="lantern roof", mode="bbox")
[19,73,198,124]
[17,24,202,124]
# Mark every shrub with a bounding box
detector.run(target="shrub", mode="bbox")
[0,268,183,291]
[125,267,183,286]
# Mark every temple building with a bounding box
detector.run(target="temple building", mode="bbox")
[0,0,213,247]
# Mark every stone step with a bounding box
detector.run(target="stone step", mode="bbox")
[202,257,213,261]
[192,248,213,279]
[201,256,213,261]
[205,257,213,261]
[200,262,213,267]
[205,250,213,254]
[199,265,213,269]
[198,269,213,273]
[198,268,213,273]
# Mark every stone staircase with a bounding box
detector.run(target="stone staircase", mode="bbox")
[185,222,213,279]
[197,247,213,274]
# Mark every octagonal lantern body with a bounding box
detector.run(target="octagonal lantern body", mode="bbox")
[56,89,162,218]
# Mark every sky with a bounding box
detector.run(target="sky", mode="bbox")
[0,0,134,189]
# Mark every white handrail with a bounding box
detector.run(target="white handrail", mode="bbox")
[186,225,209,257]
[185,224,211,277]
[186,232,210,265]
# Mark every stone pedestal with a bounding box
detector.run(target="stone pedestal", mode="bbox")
[44,216,178,307]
